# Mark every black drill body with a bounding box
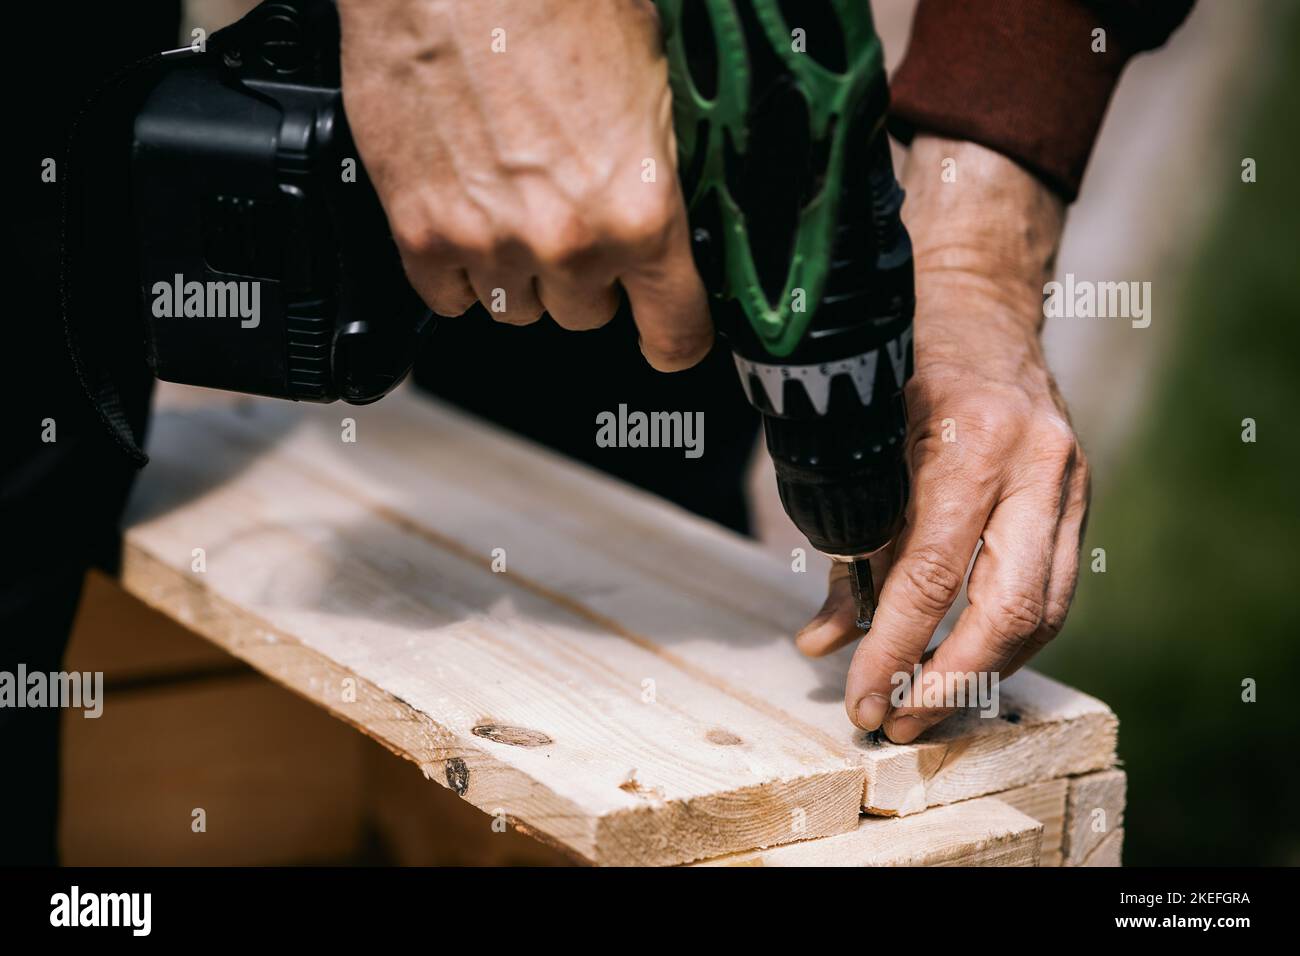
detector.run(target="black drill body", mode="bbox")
[676,0,915,610]
[118,0,913,617]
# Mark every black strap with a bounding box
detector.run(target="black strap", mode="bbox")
[59,52,167,467]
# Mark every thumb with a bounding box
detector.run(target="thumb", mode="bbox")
[795,547,895,657]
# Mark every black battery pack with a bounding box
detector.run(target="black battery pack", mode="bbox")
[130,0,428,405]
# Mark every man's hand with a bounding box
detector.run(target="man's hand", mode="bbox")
[796,136,1089,743]
[338,0,712,371]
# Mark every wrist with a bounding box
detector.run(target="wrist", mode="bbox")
[900,136,1066,335]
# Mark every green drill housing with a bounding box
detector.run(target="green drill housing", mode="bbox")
[657,0,886,357]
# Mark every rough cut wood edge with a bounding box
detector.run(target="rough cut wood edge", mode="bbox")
[120,545,864,866]
[64,569,238,685]
[993,778,1069,867]
[860,670,1118,816]
[1078,828,1124,866]
[694,798,1042,867]
[1063,769,1127,866]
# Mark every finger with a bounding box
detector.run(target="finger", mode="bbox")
[468,273,544,326]
[536,273,621,331]
[620,216,713,371]
[1006,454,1090,674]
[842,464,996,731]
[882,483,1061,744]
[402,258,477,318]
[795,546,894,658]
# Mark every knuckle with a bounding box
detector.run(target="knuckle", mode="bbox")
[982,588,1045,652]
[871,642,922,695]
[1035,417,1080,466]
[492,310,542,326]
[552,309,612,332]
[390,206,440,257]
[897,547,965,618]
[608,186,677,252]
[531,214,598,270]
[430,292,476,317]
[643,333,709,370]
[1040,596,1071,638]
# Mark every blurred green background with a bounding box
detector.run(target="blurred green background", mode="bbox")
[1036,3,1300,866]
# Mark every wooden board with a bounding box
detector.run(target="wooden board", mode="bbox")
[1064,769,1127,866]
[262,385,1115,816]
[123,391,864,866]
[858,671,1115,816]
[122,385,1115,863]
[364,739,575,866]
[1078,828,1124,866]
[994,778,1069,867]
[64,568,240,686]
[696,798,1042,867]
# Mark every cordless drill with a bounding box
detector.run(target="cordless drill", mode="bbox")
[108,0,912,628]
[662,0,914,627]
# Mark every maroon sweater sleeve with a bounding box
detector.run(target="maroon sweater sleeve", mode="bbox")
[888,0,1195,200]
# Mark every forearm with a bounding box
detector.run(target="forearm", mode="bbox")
[904,134,1066,343]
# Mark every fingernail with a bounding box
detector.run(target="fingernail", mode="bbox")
[886,714,924,744]
[854,694,890,731]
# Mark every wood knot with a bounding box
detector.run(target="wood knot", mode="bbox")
[472,723,554,748]
[444,757,470,795]
[705,728,743,746]
[619,770,665,801]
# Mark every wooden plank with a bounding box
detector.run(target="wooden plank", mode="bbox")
[123,384,1114,861]
[993,778,1069,867]
[64,569,238,685]
[859,671,1116,816]
[1063,769,1127,866]
[1078,828,1124,866]
[250,385,1117,813]
[60,673,365,865]
[123,392,864,867]
[696,798,1042,867]
[364,739,575,866]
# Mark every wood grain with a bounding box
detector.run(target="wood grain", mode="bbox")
[1078,828,1124,866]
[696,798,1042,867]
[122,385,1116,863]
[859,671,1117,816]
[64,569,238,685]
[123,390,863,866]
[1064,769,1127,865]
[994,777,1069,867]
